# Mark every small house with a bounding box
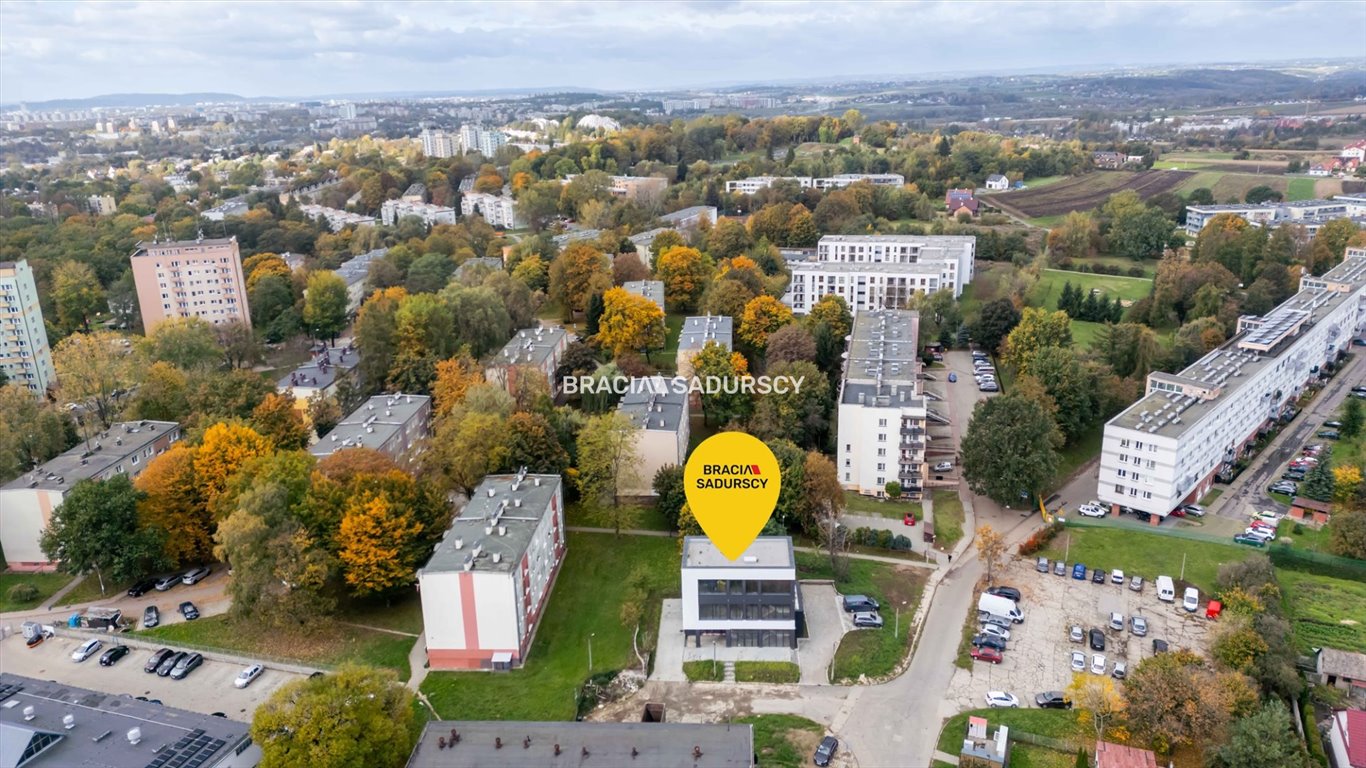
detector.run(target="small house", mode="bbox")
[1329,709,1366,768]
[959,716,1009,767]
[1318,648,1366,702]
[1289,496,1333,525]
[985,174,1009,191]
[1095,739,1158,768]
[946,188,979,217]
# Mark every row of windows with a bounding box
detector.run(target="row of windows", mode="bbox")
[696,580,792,596]
[1117,454,1156,469]
[698,603,794,620]
[1117,439,1159,452]
[1113,484,1154,500]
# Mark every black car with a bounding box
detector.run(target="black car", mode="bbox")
[127,578,159,598]
[1152,639,1169,654]
[971,634,1007,651]
[1091,568,1106,584]
[169,652,203,681]
[1283,471,1307,482]
[1035,691,1073,709]
[99,646,131,666]
[1089,628,1106,651]
[157,651,187,677]
[178,601,200,620]
[144,648,174,673]
[813,736,839,767]
[1134,511,1152,523]
[1317,430,1340,440]
[986,586,1021,602]
[841,595,879,613]
[1323,421,1343,428]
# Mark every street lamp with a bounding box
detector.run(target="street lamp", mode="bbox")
[587,632,594,673]
[895,600,908,639]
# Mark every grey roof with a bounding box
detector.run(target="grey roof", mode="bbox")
[551,228,602,247]
[133,236,237,250]
[1319,648,1366,680]
[422,473,563,575]
[617,377,688,434]
[628,227,670,247]
[678,315,733,353]
[986,174,1008,182]
[622,280,665,311]
[490,327,568,368]
[682,536,794,569]
[454,257,503,279]
[402,182,427,199]
[778,248,816,262]
[335,247,388,288]
[660,206,716,224]
[275,341,359,391]
[405,720,754,768]
[840,310,924,407]
[1,421,179,492]
[310,393,429,457]
[0,673,251,768]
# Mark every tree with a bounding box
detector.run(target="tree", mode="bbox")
[1342,396,1363,439]
[612,252,651,285]
[767,438,807,534]
[502,412,571,474]
[653,464,687,530]
[1108,205,1174,261]
[548,242,611,318]
[750,361,830,449]
[1002,308,1072,366]
[1019,346,1097,444]
[135,443,211,567]
[354,287,405,392]
[649,229,687,263]
[597,286,666,357]
[806,294,853,341]
[337,495,423,597]
[976,524,1007,582]
[1046,211,1098,261]
[786,205,819,247]
[251,273,300,343]
[405,253,455,294]
[765,323,817,364]
[1331,509,1366,559]
[702,278,755,322]
[431,353,483,417]
[142,317,223,370]
[50,260,105,333]
[251,664,416,768]
[655,246,711,312]
[576,411,642,522]
[0,384,71,484]
[1209,699,1308,768]
[1302,458,1335,503]
[1334,465,1363,505]
[217,321,263,369]
[707,219,751,260]
[53,330,140,429]
[303,271,349,343]
[691,340,752,426]
[1124,649,1257,754]
[194,422,275,513]
[970,298,1022,355]
[40,475,165,594]
[1066,672,1126,741]
[961,394,1062,506]
[739,295,794,349]
[804,451,846,570]
[251,393,311,451]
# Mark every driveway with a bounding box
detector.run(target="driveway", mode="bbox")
[651,599,686,682]
[797,584,846,685]
[4,567,233,628]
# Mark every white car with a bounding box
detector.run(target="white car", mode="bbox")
[1070,651,1086,672]
[234,664,264,689]
[71,638,102,662]
[1182,587,1200,612]
[984,691,1019,708]
[1110,569,1124,584]
[979,624,1011,641]
[1091,654,1107,675]
[933,461,954,472]
[1253,510,1283,525]
[1244,526,1275,541]
[1078,503,1107,518]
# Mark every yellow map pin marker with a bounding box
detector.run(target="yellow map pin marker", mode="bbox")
[684,432,781,560]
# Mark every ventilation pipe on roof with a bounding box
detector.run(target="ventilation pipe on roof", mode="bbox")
[126,727,142,745]
[22,706,35,721]
[63,714,75,730]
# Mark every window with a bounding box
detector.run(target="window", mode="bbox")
[1119,454,1129,463]
[877,433,886,442]
[876,463,885,472]
[1117,469,1128,478]
[1129,488,1138,496]
[1114,484,1125,494]
[1120,439,1130,448]
[1143,492,1152,499]
[1135,441,1144,451]
[876,477,884,486]
[877,448,886,457]
[1131,473,1140,482]
[878,419,887,427]
[1146,460,1155,469]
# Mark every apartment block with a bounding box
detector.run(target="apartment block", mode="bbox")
[129,236,251,333]
[419,470,566,670]
[310,393,431,467]
[564,174,668,204]
[836,309,928,497]
[299,204,376,231]
[660,206,718,234]
[0,420,180,569]
[1184,195,1366,236]
[420,128,457,158]
[1098,252,1366,519]
[460,191,524,229]
[616,377,689,496]
[784,234,976,313]
[681,536,800,649]
[334,247,387,314]
[459,125,507,156]
[276,340,359,413]
[0,260,56,394]
[381,199,457,227]
[485,326,570,396]
[87,194,116,215]
[623,279,666,312]
[676,315,733,378]
[724,173,905,194]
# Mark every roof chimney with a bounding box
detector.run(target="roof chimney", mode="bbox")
[127,727,142,745]
[492,552,502,564]
[454,537,464,550]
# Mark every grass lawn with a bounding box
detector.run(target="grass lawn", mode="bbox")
[1279,570,1366,653]
[422,533,679,720]
[337,591,424,635]
[796,552,927,682]
[1052,425,1104,491]
[1019,176,1067,190]
[1039,525,1251,593]
[931,489,964,553]
[565,500,672,532]
[683,660,724,682]
[53,574,130,607]
[0,571,75,613]
[1070,320,1106,350]
[1198,488,1224,507]
[1276,519,1333,553]
[1028,269,1154,310]
[734,661,800,683]
[1028,214,1066,229]
[1174,170,1226,196]
[736,714,825,768]
[1060,256,1159,278]
[844,490,919,520]
[936,708,1082,756]
[537,297,565,321]
[136,615,415,681]
[954,594,980,670]
[651,313,686,374]
[1287,177,1318,201]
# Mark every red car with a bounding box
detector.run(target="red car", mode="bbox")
[971,647,1003,664]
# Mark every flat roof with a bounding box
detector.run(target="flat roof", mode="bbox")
[682,536,794,569]
[678,315,733,352]
[490,327,568,368]
[617,377,688,433]
[133,236,236,252]
[0,673,250,768]
[335,248,388,287]
[310,393,429,457]
[276,340,358,391]
[2,421,179,492]
[819,234,975,247]
[422,472,562,574]
[405,721,753,768]
[622,280,665,310]
[793,260,951,275]
[661,206,716,223]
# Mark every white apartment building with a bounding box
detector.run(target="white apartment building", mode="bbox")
[0,421,180,570]
[681,536,800,649]
[676,315,733,378]
[87,194,116,215]
[299,204,376,231]
[460,191,524,229]
[485,326,571,396]
[724,174,906,194]
[419,470,566,670]
[784,235,977,313]
[1098,251,1366,520]
[616,377,689,496]
[459,124,507,156]
[836,310,929,497]
[660,206,718,233]
[1185,195,1366,236]
[129,236,251,333]
[420,128,457,158]
[311,393,432,468]
[622,279,666,312]
[381,199,457,227]
[563,174,668,204]
[0,260,56,394]
[334,247,387,314]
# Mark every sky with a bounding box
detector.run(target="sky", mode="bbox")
[2,0,1365,102]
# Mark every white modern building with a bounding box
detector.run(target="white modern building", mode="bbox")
[420,128,457,158]
[87,194,116,215]
[381,199,457,228]
[1184,195,1366,236]
[616,377,689,496]
[459,125,507,156]
[660,206,718,233]
[0,421,180,570]
[419,470,566,670]
[485,326,570,396]
[836,310,929,497]
[460,191,524,229]
[310,393,431,467]
[676,315,733,378]
[724,174,905,194]
[299,203,376,231]
[0,260,57,394]
[681,536,800,649]
[1097,250,1366,520]
[784,234,977,313]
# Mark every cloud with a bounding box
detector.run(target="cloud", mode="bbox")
[0,0,1363,101]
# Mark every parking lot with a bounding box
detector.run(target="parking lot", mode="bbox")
[0,631,305,721]
[944,557,1215,710]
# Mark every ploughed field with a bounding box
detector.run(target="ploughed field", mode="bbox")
[995,170,1194,219]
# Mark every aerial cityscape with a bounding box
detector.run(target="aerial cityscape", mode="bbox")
[3,2,1366,767]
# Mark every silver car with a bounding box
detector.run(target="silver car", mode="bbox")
[1130,616,1148,636]
[1070,651,1086,672]
[1069,625,1084,643]
[234,664,264,689]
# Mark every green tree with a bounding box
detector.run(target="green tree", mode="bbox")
[40,475,165,594]
[303,271,349,343]
[1342,396,1363,439]
[1330,509,1366,559]
[1002,308,1072,367]
[706,219,751,260]
[0,383,72,484]
[970,299,1022,355]
[749,360,830,449]
[251,664,416,768]
[52,330,140,429]
[1108,205,1174,261]
[405,253,455,294]
[653,464,687,530]
[691,341,752,426]
[806,294,853,341]
[1045,211,1098,261]
[1208,699,1308,768]
[1019,346,1097,444]
[1302,458,1334,502]
[50,261,106,334]
[961,394,1063,505]
[142,317,223,370]
[576,411,642,522]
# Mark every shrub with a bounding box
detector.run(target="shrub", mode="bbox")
[1293,523,1305,535]
[734,661,799,683]
[1017,520,1066,556]
[6,583,39,603]
[1127,266,1146,277]
[683,661,724,682]
[876,529,893,549]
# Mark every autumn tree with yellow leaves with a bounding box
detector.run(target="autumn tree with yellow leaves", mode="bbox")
[597,286,665,357]
[655,245,712,311]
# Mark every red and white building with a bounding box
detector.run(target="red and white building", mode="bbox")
[484,326,570,396]
[1342,140,1366,163]
[1331,709,1366,768]
[418,471,566,670]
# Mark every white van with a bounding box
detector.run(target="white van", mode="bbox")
[978,593,1024,623]
[1182,587,1199,612]
[1156,575,1175,602]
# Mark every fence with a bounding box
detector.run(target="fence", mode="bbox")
[1270,545,1366,582]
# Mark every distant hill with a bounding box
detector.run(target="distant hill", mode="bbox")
[3,92,250,110]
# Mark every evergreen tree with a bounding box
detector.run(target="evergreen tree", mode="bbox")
[1058,281,1077,316]
[1303,458,1335,502]
[1080,291,1100,322]
[1342,396,1363,439]
[1110,296,1125,322]
[584,291,605,337]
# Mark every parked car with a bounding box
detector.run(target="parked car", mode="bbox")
[947,372,957,383]
[127,578,159,598]
[1130,616,1148,636]
[169,652,203,680]
[235,664,265,689]
[1268,481,1298,495]
[1182,587,1200,612]
[1112,661,1128,680]
[842,595,879,613]
[142,605,160,629]
[1072,563,1087,580]
[1091,568,1106,584]
[933,461,954,472]
[1134,511,1152,523]
[1069,625,1084,643]
[979,613,1012,628]
[972,634,1007,652]
[1317,430,1341,440]
[1110,569,1124,584]
[1036,557,1049,573]
[984,691,1019,708]
[1283,471,1307,482]
[181,566,211,585]
[157,651,187,677]
[852,612,884,629]
[1178,504,1205,517]
[985,586,1021,602]
[1323,421,1342,428]
[1253,510,1283,525]
[1128,575,1144,592]
[1053,561,1066,576]
[1152,639,1169,654]
[971,647,1003,664]
[99,645,130,666]
[71,638,102,662]
[980,624,1011,641]
[1070,651,1086,672]
[145,648,175,673]
[1234,533,1268,547]
[178,601,200,620]
[1243,527,1275,542]
[1035,691,1072,709]
[813,736,839,767]
[1089,629,1106,651]
[1090,654,1107,675]
[1078,504,1107,518]
[154,574,180,591]
[1108,612,1124,631]
[980,382,999,392]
